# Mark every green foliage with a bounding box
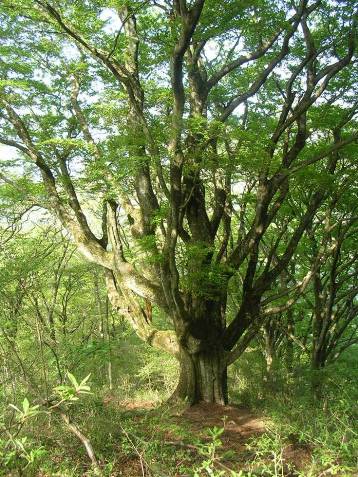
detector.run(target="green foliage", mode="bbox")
[0,435,47,476]
[53,373,92,405]
[0,0,357,474]
[230,349,358,476]
[193,426,226,477]
[9,398,41,423]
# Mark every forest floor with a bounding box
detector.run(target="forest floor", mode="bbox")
[108,399,312,477]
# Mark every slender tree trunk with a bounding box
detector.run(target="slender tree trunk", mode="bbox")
[172,347,228,405]
[105,297,113,390]
[311,350,326,399]
[285,310,294,373]
[60,412,101,474]
[263,326,275,376]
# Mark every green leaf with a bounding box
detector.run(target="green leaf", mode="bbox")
[22,397,29,414]
[67,372,79,389]
[79,373,91,387]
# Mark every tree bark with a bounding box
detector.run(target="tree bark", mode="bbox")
[59,412,101,474]
[263,325,275,376]
[172,347,228,405]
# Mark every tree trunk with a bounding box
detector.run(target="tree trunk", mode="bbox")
[172,347,228,405]
[285,311,294,373]
[311,352,326,400]
[263,326,275,376]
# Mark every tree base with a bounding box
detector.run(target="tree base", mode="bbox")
[172,348,228,406]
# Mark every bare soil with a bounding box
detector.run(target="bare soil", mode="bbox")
[182,402,265,434]
[103,400,313,476]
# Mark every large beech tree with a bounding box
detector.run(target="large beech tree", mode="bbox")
[0,0,357,404]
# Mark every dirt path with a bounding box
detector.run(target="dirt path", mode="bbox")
[180,402,265,448]
[178,403,311,475]
[113,400,311,476]
[166,403,266,475]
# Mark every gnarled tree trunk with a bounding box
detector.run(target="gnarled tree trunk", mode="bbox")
[172,347,228,405]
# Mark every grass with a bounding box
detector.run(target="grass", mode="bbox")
[1,338,357,476]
